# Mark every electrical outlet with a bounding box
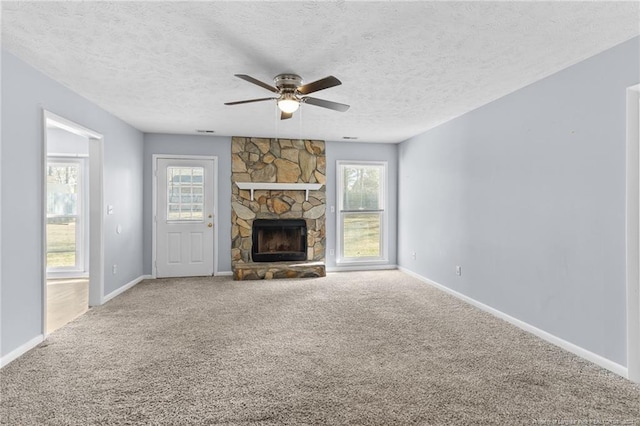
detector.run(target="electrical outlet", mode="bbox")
[112,264,117,274]
[456,265,462,276]
[329,249,335,256]
[411,252,416,260]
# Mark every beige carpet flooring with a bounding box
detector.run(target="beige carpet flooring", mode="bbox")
[1,270,639,425]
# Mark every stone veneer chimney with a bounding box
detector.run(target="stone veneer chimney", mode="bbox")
[231,137,326,280]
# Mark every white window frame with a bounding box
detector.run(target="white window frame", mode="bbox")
[336,160,388,265]
[46,156,89,277]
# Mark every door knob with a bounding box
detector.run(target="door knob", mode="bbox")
[208,223,213,228]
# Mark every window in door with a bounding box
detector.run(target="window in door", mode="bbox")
[46,159,85,272]
[337,161,387,264]
[166,166,205,221]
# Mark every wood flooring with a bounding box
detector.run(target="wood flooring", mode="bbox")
[46,278,89,334]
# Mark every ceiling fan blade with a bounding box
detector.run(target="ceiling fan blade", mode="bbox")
[281,111,293,120]
[302,97,350,112]
[224,97,275,106]
[297,76,342,95]
[234,74,279,93]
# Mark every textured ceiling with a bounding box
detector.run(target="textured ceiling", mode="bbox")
[2,1,638,143]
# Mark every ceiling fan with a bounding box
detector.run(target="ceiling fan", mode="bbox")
[225,74,350,120]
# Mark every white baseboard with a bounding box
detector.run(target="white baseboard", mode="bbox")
[327,264,398,273]
[1,335,44,368]
[102,274,152,304]
[216,271,233,277]
[398,267,628,379]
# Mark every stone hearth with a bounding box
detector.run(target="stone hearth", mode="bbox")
[233,261,326,281]
[231,137,326,280]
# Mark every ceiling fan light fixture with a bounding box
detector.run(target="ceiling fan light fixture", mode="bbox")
[227,73,349,119]
[277,97,300,113]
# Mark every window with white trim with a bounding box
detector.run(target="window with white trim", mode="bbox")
[46,158,86,273]
[337,161,387,264]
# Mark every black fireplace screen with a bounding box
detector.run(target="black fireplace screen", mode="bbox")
[252,219,307,262]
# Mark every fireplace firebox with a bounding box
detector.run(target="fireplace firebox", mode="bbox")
[251,219,307,262]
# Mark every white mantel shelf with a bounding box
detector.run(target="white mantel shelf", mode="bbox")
[236,182,323,201]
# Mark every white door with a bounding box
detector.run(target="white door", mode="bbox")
[156,158,214,277]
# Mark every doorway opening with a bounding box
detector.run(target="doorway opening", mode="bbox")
[46,156,88,333]
[43,111,104,335]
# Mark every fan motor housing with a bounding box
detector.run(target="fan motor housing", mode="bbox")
[274,74,303,91]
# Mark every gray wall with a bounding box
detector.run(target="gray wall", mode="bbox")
[143,134,232,274]
[325,141,398,269]
[143,137,396,273]
[397,36,640,366]
[1,50,145,357]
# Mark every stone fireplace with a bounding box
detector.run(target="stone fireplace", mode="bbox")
[231,137,326,280]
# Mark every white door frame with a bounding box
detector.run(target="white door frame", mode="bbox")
[42,111,105,336]
[626,85,640,383]
[152,154,219,277]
